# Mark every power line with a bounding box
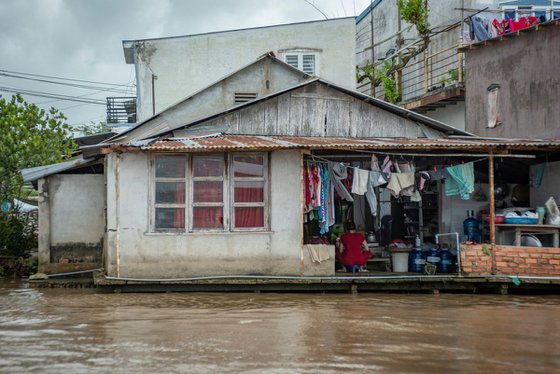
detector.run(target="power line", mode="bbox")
[0,68,133,87]
[0,71,133,94]
[0,86,106,105]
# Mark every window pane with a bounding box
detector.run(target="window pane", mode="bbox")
[235,181,264,203]
[193,181,223,202]
[155,156,185,178]
[302,55,315,75]
[193,207,223,229]
[235,207,264,228]
[234,155,264,177]
[504,10,516,20]
[193,155,224,177]
[285,55,299,68]
[155,182,185,204]
[155,208,185,229]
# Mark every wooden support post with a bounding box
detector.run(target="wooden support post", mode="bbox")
[489,154,496,274]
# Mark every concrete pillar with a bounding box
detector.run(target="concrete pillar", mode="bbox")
[37,178,50,272]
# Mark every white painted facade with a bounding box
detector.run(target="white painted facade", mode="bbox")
[38,174,105,272]
[103,150,333,278]
[125,18,356,122]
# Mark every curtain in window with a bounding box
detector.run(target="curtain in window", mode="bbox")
[193,207,223,228]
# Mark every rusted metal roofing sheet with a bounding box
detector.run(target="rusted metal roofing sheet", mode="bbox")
[107,134,560,153]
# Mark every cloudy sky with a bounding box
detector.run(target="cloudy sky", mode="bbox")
[0,0,370,129]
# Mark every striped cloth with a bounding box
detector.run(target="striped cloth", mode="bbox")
[445,162,474,200]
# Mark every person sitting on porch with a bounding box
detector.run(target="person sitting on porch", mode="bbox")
[337,220,372,272]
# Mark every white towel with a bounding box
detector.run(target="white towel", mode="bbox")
[351,167,369,195]
[305,244,332,263]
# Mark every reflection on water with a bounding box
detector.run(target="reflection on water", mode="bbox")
[0,279,559,373]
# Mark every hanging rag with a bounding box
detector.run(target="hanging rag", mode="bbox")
[371,154,381,171]
[381,155,392,179]
[365,170,388,217]
[351,167,369,195]
[445,162,475,200]
[305,244,332,263]
[470,15,491,42]
[386,172,415,198]
[328,162,354,202]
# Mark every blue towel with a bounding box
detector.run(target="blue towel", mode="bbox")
[445,162,475,200]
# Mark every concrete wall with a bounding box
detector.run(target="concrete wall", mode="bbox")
[104,150,329,278]
[131,18,356,121]
[423,102,466,132]
[465,25,560,138]
[38,174,105,273]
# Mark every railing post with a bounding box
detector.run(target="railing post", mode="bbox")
[423,50,429,94]
[458,51,464,83]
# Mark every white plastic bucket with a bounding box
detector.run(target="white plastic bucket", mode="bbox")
[391,252,409,272]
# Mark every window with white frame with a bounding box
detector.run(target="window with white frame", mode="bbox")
[152,153,268,232]
[283,53,318,75]
[154,155,187,231]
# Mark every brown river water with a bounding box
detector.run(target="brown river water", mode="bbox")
[0,279,559,373]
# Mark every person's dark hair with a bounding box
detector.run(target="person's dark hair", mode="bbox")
[345,220,356,231]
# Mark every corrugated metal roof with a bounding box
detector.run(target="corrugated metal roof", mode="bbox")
[21,156,97,183]
[109,134,560,153]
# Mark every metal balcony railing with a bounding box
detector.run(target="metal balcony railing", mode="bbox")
[358,42,465,106]
[106,97,137,124]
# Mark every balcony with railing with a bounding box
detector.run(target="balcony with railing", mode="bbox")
[358,39,466,114]
[106,97,137,125]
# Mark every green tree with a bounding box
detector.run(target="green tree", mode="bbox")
[74,120,112,136]
[0,94,76,207]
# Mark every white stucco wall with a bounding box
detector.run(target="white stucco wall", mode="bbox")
[131,18,356,121]
[49,174,105,245]
[105,150,312,278]
[424,102,466,132]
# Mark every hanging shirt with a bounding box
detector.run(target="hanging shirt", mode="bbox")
[365,170,388,217]
[351,167,369,195]
[328,162,354,202]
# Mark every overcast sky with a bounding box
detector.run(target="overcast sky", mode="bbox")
[0,0,370,129]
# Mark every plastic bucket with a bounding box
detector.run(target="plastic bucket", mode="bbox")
[391,252,409,272]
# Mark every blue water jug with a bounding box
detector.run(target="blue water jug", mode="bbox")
[439,249,453,273]
[409,247,426,272]
[463,210,480,242]
[426,247,441,267]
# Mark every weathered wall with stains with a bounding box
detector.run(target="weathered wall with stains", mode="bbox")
[104,150,330,278]
[129,18,356,121]
[38,175,105,273]
[465,24,560,138]
[123,58,310,142]
[174,82,442,138]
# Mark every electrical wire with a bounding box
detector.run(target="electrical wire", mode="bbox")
[0,86,106,105]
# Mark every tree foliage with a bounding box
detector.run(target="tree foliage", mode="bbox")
[0,94,76,206]
[74,120,112,137]
[397,0,430,38]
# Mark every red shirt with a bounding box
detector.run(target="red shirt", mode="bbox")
[338,232,371,266]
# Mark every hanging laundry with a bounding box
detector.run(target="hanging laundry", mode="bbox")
[445,162,475,200]
[470,15,491,42]
[370,154,381,171]
[381,155,392,179]
[328,162,354,202]
[351,167,369,195]
[386,172,415,198]
[365,170,388,217]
